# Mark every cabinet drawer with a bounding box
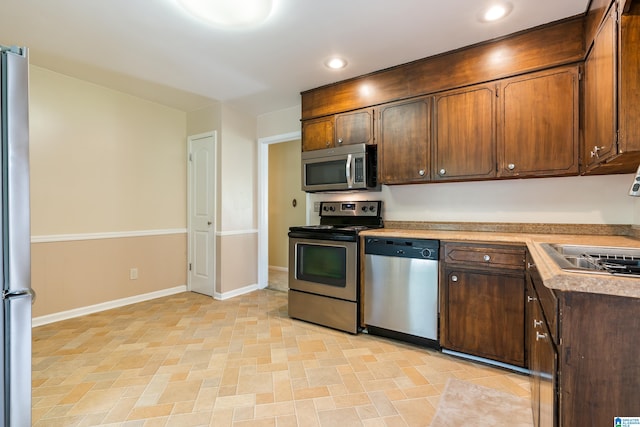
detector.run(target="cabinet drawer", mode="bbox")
[443,242,526,270]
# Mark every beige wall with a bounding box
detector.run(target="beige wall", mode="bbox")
[257,105,300,139]
[29,66,188,318]
[30,66,187,235]
[268,140,305,269]
[32,234,186,318]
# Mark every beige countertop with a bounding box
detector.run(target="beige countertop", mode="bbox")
[360,228,640,299]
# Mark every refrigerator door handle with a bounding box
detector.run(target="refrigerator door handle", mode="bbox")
[2,288,36,303]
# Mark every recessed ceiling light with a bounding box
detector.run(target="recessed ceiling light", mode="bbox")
[177,0,274,28]
[479,2,513,22]
[325,57,348,70]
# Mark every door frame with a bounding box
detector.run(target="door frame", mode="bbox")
[257,130,301,289]
[187,131,217,294]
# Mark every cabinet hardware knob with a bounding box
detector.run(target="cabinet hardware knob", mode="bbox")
[534,319,543,327]
[439,168,446,175]
[483,254,491,262]
[507,163,515,170]
[451,275,458,282]
[338,138,343,144]
[527,295,537,302]
[536,331,547,341]
[527,262,535,269]
[418,169,425,176]
[590,145,605,158]
[207,221,212,225]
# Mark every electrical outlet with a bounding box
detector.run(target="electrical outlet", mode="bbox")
[314,202,321,212]
[130,268,138,280]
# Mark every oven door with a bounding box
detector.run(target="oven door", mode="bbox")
[288,236,358,302]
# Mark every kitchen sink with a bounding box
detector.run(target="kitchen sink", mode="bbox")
[540,243,640,277]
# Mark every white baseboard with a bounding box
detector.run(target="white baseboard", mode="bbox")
[32,285,188,327]
[214,283,264,300]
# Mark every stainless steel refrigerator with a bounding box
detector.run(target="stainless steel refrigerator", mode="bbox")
[0,45,32,426]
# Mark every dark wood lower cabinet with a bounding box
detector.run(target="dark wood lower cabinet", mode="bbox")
[560,291,640,427]
[526,267,557,427]
[527,253,640,427]
[442,267,525,367]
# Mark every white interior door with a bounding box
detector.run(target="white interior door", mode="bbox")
[188,132,216,296]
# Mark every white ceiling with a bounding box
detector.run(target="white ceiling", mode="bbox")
[1,0,589,116]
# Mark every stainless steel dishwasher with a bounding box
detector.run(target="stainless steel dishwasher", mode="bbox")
[364,237,439,348]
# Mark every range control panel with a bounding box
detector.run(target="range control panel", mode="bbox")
[319,201,382,217]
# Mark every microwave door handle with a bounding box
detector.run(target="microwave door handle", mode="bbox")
[346,154,353,188]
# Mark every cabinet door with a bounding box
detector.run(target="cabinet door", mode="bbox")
[335,108,374,146]
[433,85,496,181]
[498,66,579,177]
[526,278,541,427]
[378,97,431,184]
[442,268,525,366]
[302,116,334,151]
[583,6,618,169]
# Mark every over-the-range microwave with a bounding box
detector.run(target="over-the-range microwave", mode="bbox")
[301,143,380,192]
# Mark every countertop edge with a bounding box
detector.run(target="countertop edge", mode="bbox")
[360,228,640,299]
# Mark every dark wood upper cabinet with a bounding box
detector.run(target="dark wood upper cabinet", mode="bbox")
[498,66,580,178]
[378,97,431,184]
[432,84,496,182]
[334,108,374,146]
[302,108,374,151]
[301,17,584,120]
[583,1,640,174]
[301,116,334,151]
[583,5,618,170]
[300,0,640,182]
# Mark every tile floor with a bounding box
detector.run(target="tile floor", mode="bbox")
[32,288,530,426]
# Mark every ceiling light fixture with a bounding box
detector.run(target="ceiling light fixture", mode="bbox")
[479,2,513,22]
[177,0,274,28]
[325,57,348,70]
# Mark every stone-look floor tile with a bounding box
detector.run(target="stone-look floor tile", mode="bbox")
[318,407,363,427]
[392,398,436,427]
[332,392,372,408]
[276,414,298,427]
[306,367,342,387]
[32,290,530,426]
[254,401,296,418]
[234,417,277,427]
[236,372,273,394]
[128,403,174,420]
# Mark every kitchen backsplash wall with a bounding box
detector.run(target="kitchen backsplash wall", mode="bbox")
[307,173,637,226]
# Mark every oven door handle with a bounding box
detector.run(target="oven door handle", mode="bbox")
[346,154,353,188]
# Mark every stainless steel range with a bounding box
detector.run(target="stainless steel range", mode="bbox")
[288,201,383,333]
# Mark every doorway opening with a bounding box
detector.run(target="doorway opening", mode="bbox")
[257,131,302,290]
